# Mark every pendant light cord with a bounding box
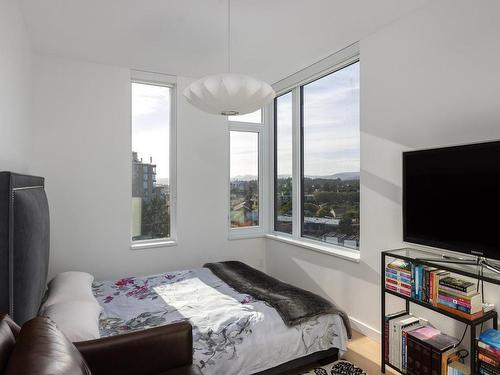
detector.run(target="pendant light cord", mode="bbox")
[227,0,231,73]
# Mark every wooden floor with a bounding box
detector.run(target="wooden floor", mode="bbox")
[288,330,399,374]
[340,330,398,375]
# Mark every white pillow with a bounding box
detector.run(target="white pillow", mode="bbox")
[42,271,96,311]
[43,301,103,342]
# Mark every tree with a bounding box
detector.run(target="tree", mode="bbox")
[142,196,169,238]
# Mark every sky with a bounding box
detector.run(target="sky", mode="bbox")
[132,82,170,180]
[230,131,259,178]
[284,62,360,177]
[133,62,360,181]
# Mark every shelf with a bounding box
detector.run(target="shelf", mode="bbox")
[385,288,497,325]
[383,248,500,286]
[381,249,499,375]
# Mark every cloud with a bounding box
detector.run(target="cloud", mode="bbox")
[132,83,171,179]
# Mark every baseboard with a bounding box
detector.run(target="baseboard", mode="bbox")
[349,316,381,342]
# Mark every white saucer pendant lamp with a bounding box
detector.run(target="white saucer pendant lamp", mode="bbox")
[183,73,275,116]
[183,0,275,116]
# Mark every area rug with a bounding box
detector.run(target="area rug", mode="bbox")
[300,360,368,375]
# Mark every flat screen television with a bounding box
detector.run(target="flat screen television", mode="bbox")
[403,140,500,261]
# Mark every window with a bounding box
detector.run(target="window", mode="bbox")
[274,92,293,234]
[131,81,173,243]
[228,107,265,236]
[302,62,360,249]
[229,109,262,124]
[230,131,259,228]
[273,56,360,252]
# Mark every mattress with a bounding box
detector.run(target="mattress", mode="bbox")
[92,267,348,375]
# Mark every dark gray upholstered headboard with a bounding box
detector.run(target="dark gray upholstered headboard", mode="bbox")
[0,172,50,325]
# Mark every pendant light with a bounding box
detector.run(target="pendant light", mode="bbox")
[183,0,275,116]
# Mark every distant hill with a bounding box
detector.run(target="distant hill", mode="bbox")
[231,175,258,182]
[156,177,169,186]
[308,172,360,181]
[233,172,360,182]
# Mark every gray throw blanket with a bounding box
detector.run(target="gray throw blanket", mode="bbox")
[204,261,351,338]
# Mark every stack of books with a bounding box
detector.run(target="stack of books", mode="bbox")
[406,326,459,375]
[436,276,483,320]
[478,329,500,375]
[384,312,428,372]
[413,265,450,305]
[386,260,412,297]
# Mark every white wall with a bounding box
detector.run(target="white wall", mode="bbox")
[266,0,500,340]
[0,0,33,173]
[31,55,265,281]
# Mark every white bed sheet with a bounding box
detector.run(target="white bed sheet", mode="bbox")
[92,267,348,375]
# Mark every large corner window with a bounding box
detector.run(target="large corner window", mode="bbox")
[131,78,175,246]
[273,56,360,252]
[229,109,265,236]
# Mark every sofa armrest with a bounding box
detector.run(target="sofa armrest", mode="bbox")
[74,321,193,375]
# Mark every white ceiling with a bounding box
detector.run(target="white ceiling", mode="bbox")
[20,0,429,83]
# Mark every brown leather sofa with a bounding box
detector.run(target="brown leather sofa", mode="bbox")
[0,313,202,375]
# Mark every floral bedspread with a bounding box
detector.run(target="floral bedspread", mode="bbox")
[92,267,348,375]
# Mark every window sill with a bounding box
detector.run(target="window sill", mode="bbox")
[265,234,360,263]
[228,228,266,240]
[130,239,177,250]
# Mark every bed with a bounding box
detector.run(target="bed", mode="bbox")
[92,264,350,375]
[1,171,350,375]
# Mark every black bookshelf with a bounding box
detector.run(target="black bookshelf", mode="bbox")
[381,248,500,375]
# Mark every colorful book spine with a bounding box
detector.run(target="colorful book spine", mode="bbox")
[437,298,479,314]
[478,341,500,357]
[479,352,500,367]
[438,284,477,297]
[438,293,476,309]
[436,303,483,320]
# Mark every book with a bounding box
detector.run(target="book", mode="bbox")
[437,297,482,314]
[478,359,500,375]
[402,320,427,372]
[439,276,476,293]
[385,265,412,297]
[480,329,500,350]
[388,259,412,272]
[384,311,407,363]
[408,326,459,352]
[479,347,500,362]
[432,271,450,306]
[438,289,482,304]
[395,316,420,369]
[436,303,484,320]
[390,314,413,366]
[438,292,482,310]
[438,284,478,297]
[408,325,459,375]
[479,352,500,367]
[478,340,500,357]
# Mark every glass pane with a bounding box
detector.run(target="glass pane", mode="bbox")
[274,92,293,234]
[131,82,170,241]
[230,131,259,228]
[229,109,262,123]
[302,62,360,250]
